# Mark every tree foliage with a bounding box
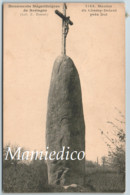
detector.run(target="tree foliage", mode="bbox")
[100,107,125,174]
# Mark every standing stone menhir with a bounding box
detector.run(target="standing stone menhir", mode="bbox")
[46,3,85,186]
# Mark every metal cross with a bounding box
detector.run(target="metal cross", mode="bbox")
[55,3,73,55]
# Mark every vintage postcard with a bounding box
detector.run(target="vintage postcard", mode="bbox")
[3,2,125,192]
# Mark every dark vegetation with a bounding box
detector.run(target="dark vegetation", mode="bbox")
[85,161,125,192]
[3,147,125,192]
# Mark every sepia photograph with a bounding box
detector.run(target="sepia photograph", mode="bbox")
[3,2,125,192]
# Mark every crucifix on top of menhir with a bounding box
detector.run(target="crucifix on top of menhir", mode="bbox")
[55,3,73,55]
[47,3,85,186]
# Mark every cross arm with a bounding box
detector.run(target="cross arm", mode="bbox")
[55,10,73,25]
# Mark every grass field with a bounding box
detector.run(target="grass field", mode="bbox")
[3,159,125,192]
[85,166,125,192]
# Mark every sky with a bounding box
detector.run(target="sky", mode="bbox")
[3,3,125,162]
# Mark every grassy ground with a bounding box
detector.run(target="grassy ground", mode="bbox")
[3,160,125,192]
[85,167,125,192]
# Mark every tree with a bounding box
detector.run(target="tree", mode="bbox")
[3,143,25,168]
[101,156,107,167]
[99,107,125,175]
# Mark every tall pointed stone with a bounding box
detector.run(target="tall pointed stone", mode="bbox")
[46,55,85,186]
